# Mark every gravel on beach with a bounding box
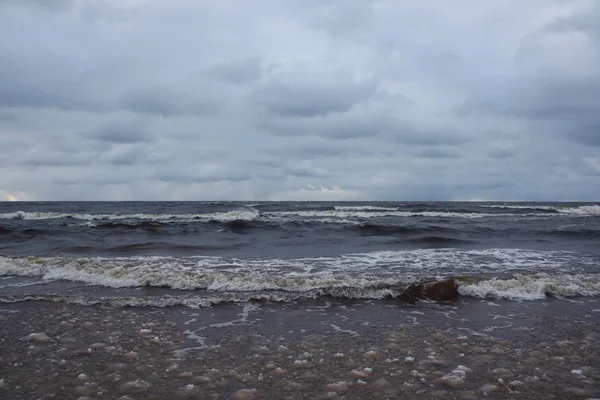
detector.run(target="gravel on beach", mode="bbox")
[1,300,599,400]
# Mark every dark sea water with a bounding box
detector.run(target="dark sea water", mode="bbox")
[1,201,599,307]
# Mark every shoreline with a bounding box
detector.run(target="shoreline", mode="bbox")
[1,298,599,399]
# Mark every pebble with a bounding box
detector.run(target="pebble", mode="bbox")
[194,376,211,384]
[481,383,500,393]
[120,380,151,394]
[364,351,377,360]
[232,388,258,400]
[90,343,106,350]
[490,368,513,378]
[434,366,470,389]
[74,386,91,396]
[123,352,138,359]
[27,333,51,343]
[326,381,349,394]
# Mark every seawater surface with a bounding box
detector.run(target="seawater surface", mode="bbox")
[1,201,599,307]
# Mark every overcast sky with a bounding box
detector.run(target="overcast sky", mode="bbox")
[0,0,599,201]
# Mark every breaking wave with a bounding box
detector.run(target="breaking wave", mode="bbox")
[0,208,260,223]
[483,204,600,216]
[556,205,600,215]
[1,248,598,306]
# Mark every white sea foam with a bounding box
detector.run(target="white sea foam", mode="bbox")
[482,204,557,210]
[556,205,600,216]
[2,205,597,223]
[334,205,399,211]
[483,204,600,216]
[457,274,600,301]
[0,249,598,303]
[264,210,508,219]
[0,208,260,223]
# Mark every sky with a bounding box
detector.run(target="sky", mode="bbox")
[0,0,599,201]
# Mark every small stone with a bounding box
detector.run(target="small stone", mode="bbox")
[563,387,590,397]
[175,384,199,397]
[326,381,349,394]
[117,397,135,400]
[373,378,390,388]
[480,384,499,393]
[293,360,310,369]
[74,386,91,395]
[178,372,193,378]
[120,380,151,394]
[435,367,468,389]
[232,388,258,400]
[27,333,51,343]
[108,363,126,372]
[194,376,211,384]
[90,343,106,350]
[509,380,524,388]
[123,352,138,359]
[490,368,513,378]
[364,351,377,360]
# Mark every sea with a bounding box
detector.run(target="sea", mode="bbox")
[2,201,600,398]
[1,201,599,308]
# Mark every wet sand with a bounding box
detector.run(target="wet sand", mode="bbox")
[1,298,599,399]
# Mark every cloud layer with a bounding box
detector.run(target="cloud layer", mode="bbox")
[1,0,598,201]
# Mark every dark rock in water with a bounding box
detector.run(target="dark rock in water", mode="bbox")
[229,219,250,230]
[401,278,459,302]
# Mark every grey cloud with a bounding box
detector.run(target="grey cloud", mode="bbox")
[206,57,263,85]
[120,86,221,117]
[82,121,155,144]
[417,148,460,159]
[251,75,377,117]
[0,0,599,201]
[1,0,73,12]
[0,110,18,122]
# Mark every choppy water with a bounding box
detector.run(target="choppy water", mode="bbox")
[0,201,599,307]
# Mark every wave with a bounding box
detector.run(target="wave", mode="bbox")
[0,249,597,305]
[264,210,508,219]
[358,223,459,236]
[482,204,558,211]
[483,204,600,216]
[407,236,472,246]
[0,208,260,223]
[556,205,600,215]
[0,273,598,307]
[334,205,399,211]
